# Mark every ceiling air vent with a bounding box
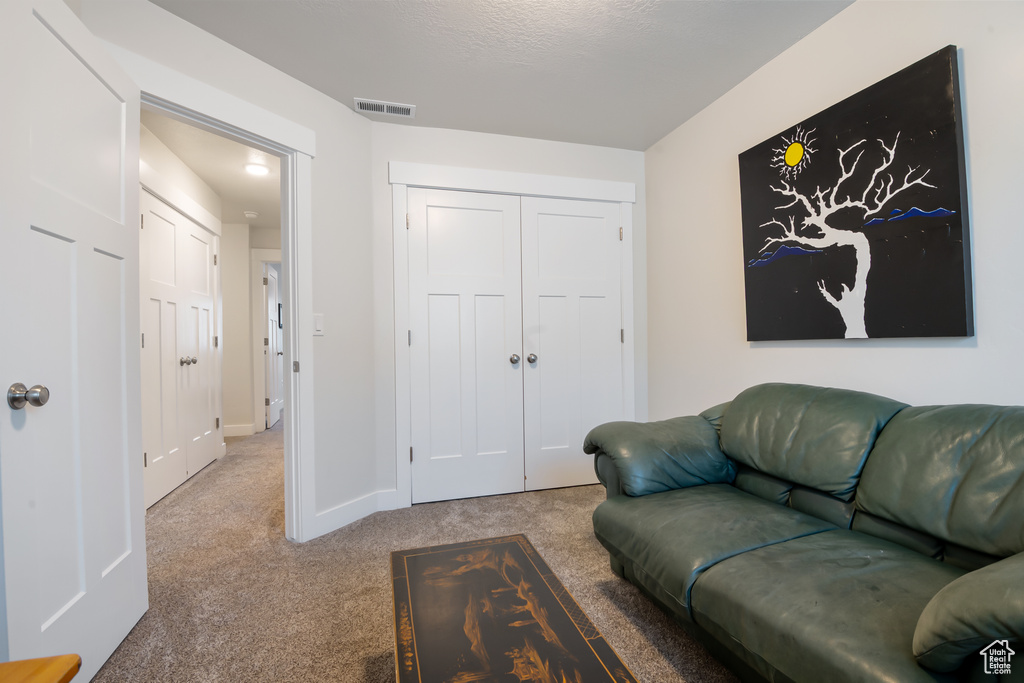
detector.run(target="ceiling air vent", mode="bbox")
[354,98,416,119]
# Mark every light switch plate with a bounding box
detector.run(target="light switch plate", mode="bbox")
[313,313,325,336]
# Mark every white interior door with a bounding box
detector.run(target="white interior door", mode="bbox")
[266,265,283,428]
[521,198,624,489]
[179,223,218,476]
[408,189,525,503]
[141,192,187,507]
[140,191,218,508]
[0,0,148,677]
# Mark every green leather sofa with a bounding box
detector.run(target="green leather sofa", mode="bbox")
[585,383,1024,683]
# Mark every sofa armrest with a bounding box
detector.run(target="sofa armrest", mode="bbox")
[913,551,1024,672]
[594,451,624,498]
[584,416,737,498]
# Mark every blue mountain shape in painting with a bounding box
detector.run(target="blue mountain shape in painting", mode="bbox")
[865,207,955,226]
[888,207,955,221]
[748,244,823,268]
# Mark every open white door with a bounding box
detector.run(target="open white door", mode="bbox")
[265,265,284,428]
[0,0,147,677]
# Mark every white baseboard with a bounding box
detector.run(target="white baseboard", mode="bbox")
[297,489,410,542]
[376,488,409,512]
[224,423,256,437]
[304,492,380,541]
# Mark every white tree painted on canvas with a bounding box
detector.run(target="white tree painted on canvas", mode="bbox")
[752,130,940,338]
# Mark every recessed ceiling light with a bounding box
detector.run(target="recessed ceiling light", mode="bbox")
[245,163,269,176]
[244,210,260,220]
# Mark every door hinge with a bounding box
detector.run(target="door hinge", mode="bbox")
[140,214,144,230]
[293,361,300,372]
[216,417,220,429]
[265,337,269,346]
[621,328,625,343]
[141,332,145,349]
[406,213,410,229]
[263,276,268,285]
[408,330,412,346]
[410,446,413,462]
[265,398,270,406]
[619,226,623,241]
[144,452,147,467]
[214,335,219,348]
[213,254,218,266]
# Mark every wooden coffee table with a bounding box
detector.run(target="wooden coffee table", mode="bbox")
[391,534,637,682]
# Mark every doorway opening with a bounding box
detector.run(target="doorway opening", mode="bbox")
[138,95,301,536]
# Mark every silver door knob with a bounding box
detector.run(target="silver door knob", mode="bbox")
[8,383,49,410]
[527,354,538,364]
[180,357,189,366]
[191,356,198,365]
[277,352,283,356]
[509,354,520,365]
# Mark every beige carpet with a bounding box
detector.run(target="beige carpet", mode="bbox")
[94,423,736,683]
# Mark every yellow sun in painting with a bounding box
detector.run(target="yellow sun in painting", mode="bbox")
[771,125,817,180]
[784,142,805,168]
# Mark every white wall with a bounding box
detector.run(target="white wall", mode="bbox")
[251,225,282,250]
[645,1,1024,418]
[81,0,376,535]
[140,124,221,221]
[221,223,254,434]
[370,123,647,493]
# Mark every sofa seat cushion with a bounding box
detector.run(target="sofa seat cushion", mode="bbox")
[592,484,835,618]
[691,530,965,683]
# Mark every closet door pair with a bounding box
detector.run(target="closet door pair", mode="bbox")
[408,188,624,503]
[140,191,219,508]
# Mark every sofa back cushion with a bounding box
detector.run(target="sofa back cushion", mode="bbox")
[857,405,1024,558]
[720,383,906,501]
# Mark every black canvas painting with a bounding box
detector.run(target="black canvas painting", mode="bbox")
[739,46,973,341]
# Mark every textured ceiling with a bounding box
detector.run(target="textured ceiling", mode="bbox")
[147,0,852,151]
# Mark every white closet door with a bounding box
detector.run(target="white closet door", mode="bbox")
[141,191,218,507]
[521,197,624,490]
[409,189,525,503]
[181,224,217,476]
[141,192,187,507]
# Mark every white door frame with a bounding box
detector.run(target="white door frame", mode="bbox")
[140,90,316,542]
[252,249,283,432]
[390,162,636,507]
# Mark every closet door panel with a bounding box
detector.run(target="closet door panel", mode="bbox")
[535,295,570,450]
[475,294,513,455]
[426,293,464,458]
[522,197,624,490]
[141,192,187,507]
[409,189,524,503]
[186,297,217,474]
[579,295,622,431]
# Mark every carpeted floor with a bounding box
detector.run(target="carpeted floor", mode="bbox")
[94,423,736,683]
